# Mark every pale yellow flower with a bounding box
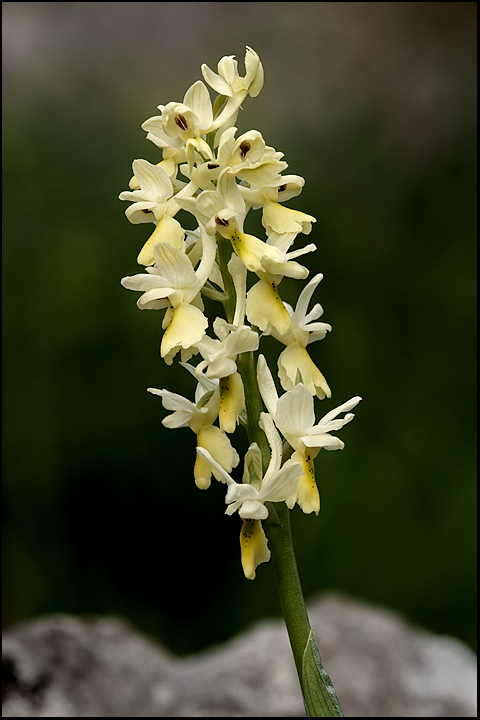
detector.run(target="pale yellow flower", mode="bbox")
[121,233,216,364]
[271,274,333,399]
[141,80,214,164]
[201,47,264,135]
[217,127,287,186]
[257,355,361,514]
[197,413,302,520]
[147,375,239,490]
[119,159,185,266]
[195,318,259,433]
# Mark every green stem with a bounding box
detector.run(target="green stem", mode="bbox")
[265,505,344,717]
[216,233,236,324]
[216,235,343,717]
[264,503,311,678]
[239,351,343,717]
[237,351,270,467]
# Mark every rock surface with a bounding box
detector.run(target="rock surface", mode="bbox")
[2,593,477,717]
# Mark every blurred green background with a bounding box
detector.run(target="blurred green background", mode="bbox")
[2,2,477,656]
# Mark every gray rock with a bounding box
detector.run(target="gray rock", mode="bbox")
[2,593,476,717]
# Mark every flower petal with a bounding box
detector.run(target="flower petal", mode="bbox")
[183,81,213,129]
[201,63,233,96]
[132,159,173,201]
[238,499,268,521]
[137,289,173,310]
[161,302,208,364]
[195,428,239,489]
[258,461,302,504]
[284,452,320,515]
[246,278,291,335]
[240,519,270,580]
[302,434,345,451]
[263,200,316,235]
[319,396,362,425]
[259,412,283,481]
[244,47,264,97]
[275,383,315,443]
[153,243,197,289]
[218,372,245,433]
[137,216,185,266]
[256,354,279,418]
[277,343,331,400]
[121,273,171,292]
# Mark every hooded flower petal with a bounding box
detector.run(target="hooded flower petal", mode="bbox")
[183,80,214,130]
[195,320,259,379]
[275,382,316,445]
[141,81,214,152]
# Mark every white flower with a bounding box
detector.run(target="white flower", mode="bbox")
[257,354,361,513]
[217,127,287,186]
[201,47,264,135]
[147,384,218,435]
[275,384,361,454]
[147,377,239,490]
[269,274,333,399]
[141,80,214,160]
[121,232,216,364]
[119,160,177,222]
[200,437,273,580]
[240,174,305,208]
[239,173,316,239]
[202,47,264,99]
[194,317,260,434]
[176,169,246,232]
[196,412,302,520]
[119,159,185,266]
[178,171,289,277]
[280,273,331,345]
[196,318,259,379]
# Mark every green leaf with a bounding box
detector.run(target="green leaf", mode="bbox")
[301,630,344,717]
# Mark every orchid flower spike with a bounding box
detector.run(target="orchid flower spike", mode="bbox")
[120,46,361,595]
